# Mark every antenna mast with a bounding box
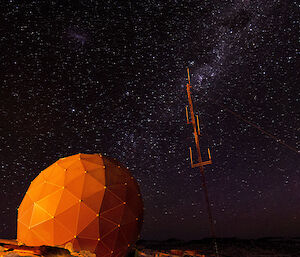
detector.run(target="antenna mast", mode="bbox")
[185,68,219,256]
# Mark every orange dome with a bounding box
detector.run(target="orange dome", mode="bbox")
[17,153,143,257]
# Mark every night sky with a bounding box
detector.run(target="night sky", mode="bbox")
[1,0,299,241]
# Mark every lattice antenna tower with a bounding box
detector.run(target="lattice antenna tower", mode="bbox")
[185,68,219,256]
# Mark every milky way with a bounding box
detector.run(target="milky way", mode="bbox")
[0,0,299,240]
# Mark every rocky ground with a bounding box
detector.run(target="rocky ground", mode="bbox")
[136,238,300,257]
[0,240,96,257]
[1,238,300,257]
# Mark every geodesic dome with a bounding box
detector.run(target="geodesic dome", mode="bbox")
[17,153,143,257]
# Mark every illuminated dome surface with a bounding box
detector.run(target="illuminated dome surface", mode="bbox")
[17,153,143,257]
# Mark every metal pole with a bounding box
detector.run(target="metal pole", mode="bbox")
[185,68,219,257]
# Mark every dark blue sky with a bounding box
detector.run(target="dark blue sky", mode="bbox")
[0,0,299,240]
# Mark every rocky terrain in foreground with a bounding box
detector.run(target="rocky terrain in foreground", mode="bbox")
[136,237,300,257]
[1,238,300,257]
[0,240,96,257]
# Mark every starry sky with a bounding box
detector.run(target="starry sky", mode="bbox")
[1,0,299,241]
